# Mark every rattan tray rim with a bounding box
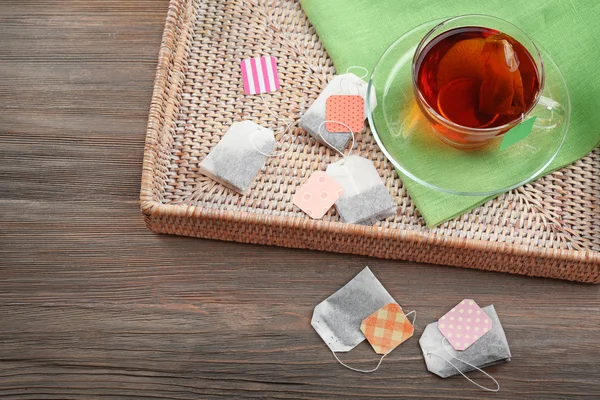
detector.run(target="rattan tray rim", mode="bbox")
[140,199,599,264]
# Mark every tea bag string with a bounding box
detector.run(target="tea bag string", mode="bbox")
[329,310,417,374]
[339,66,368,94]
[317,120,356,160]
[329,347,390,374]
[339,77,361,95]
[425,337,500,392]
[249,93,296,157]
[346,66,369,80]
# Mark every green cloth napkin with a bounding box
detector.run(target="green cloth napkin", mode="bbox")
[300,0,600,226]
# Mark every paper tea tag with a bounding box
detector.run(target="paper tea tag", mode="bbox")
[326,155,396,225]
[198,121,275,194]
[293,171,343,219]
[360,303,414,355]
[299,73,377,152]
[326,95,365,133]
[438,299,492,351]
[241,56,280,95]
[311,266,396,352]
[499,116,536,151]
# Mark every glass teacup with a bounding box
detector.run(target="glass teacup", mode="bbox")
[412,15,564,148]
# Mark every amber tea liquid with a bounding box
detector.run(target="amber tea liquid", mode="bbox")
[416,27,540,131]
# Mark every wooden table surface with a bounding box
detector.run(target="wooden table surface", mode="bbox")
[1,1,598,399]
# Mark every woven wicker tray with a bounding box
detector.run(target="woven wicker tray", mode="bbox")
[140,0,600,282]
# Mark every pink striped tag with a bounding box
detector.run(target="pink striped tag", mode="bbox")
[241,56,280,95]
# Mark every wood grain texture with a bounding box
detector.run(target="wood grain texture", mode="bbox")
[0,1,599,399]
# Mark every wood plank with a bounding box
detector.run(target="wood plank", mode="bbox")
[0,1,599,399]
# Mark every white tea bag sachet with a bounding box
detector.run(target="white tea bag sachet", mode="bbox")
[312,266,396,352]
[326,155,396,225]
[199,121,275,194]
[300,73,376,152]
[419,305,511,379]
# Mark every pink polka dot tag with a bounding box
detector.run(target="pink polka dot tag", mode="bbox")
[293,171,343,219]
[437,299,492,351]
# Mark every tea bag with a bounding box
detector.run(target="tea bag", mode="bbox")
[312,266,396,352]
[419,305,511,379]
[326,155,396,225]
[300,73,376,152]
[198,121,275,194]
[479,35,526,116]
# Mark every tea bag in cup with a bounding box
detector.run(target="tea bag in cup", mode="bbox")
[326,155,396,225]
[198,121,275,194]
[479,35,526,116]
[300,72,376,152]
[419,304,511,384]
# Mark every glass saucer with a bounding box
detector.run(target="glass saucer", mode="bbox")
[366,19,571,196]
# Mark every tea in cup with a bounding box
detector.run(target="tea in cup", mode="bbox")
[412,15,559,148]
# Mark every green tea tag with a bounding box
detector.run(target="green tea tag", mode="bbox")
[499,116,537,151]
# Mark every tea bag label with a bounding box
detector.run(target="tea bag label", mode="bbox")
[241,56,280,95]
[499,116,537,151]
[438,299,492,351]
[293,171,343,219]
[299,73,376,152]
[198,121,275,194]
[360,303,414,355]
[326,95,365,133]
[326,155,396,225]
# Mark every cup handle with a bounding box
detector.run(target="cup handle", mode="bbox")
[531,96,565,131]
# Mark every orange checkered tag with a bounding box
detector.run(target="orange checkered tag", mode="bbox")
[360,303,414,355]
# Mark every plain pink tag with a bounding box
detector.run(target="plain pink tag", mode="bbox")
[293,172,343,219]
[437,299,492,351]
